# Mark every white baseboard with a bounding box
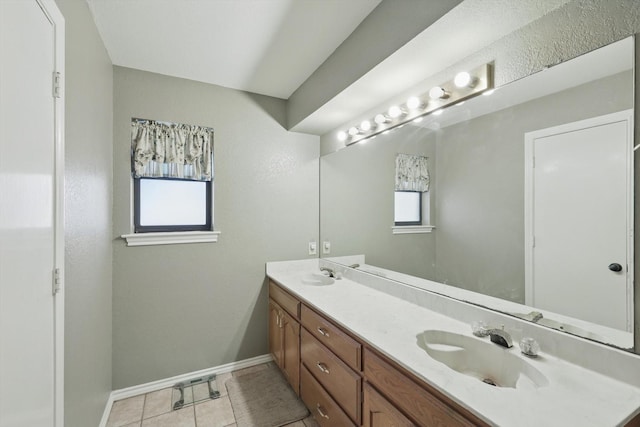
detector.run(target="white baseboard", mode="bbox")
[99,354,273,427]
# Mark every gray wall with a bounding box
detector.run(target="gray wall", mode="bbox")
[321,125,436,279]
[54,0,114,425]
[112,67,319,389]
[287,0,462,131]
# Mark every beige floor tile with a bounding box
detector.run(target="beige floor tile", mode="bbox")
[141,407,195,427]
[283,421,305,427]
[223,424,236,427]
[143,388,173,419]
[122,423,141,427]
[193,383,211,402]
[194,396,236,427]
[107,395,145,427]
[216,373,232,396]
[232,363,268,378]
[302,416,320,427]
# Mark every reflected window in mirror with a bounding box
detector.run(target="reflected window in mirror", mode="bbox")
[394,191,424,226]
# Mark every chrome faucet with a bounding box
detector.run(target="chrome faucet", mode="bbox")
[319,267,335,277]
[527,311,543,323]
[488,326,513,348]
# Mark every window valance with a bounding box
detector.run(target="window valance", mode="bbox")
[395,153,430,192]
[131,118,213,182]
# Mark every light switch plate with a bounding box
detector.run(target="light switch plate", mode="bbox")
[308,241,317,255]
[322,241,331,254]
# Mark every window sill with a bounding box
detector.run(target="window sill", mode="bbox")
[121,231,220,247]
[391,225,435,235]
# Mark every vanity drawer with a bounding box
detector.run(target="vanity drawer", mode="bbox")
[301,304,362,371]
[364,348,485,427]
[269,281,300,319]
[300,365,356,427]
[300,328,361,424]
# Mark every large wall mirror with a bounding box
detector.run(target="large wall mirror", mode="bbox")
[320,36,635,349]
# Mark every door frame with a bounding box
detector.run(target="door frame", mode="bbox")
[36,0,65,425]
[524,110,634,332]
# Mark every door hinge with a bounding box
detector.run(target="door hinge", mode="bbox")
[52,72,62,98]
[52,268,61,295]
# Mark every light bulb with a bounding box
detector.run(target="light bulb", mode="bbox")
[429,86,446,100]
[374,114,388,125]
[388,105,402,118]
[360,120,371,131]
[337,131,347,141]
[348,126,359,136]
[406,96,421,110]
[454,71,472,88]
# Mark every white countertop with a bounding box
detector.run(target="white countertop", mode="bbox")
[267,259,640,427]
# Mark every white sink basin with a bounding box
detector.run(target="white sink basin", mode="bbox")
[417,330,549,389]
[300,273,335,286]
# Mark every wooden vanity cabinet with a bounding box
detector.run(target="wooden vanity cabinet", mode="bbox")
[300,328,362,424]
[269,281,488,426]
[364,348,488,427]
[268,282,301,395]
[363,382,416,427]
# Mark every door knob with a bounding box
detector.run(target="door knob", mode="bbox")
[608,263,623,272]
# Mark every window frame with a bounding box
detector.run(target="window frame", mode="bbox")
[393,190,423,226]
[133,176,213,233]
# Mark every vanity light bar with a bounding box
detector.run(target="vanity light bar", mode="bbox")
[340,63,494,146]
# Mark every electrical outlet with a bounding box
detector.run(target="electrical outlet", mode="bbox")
[322,241,331,254]
[308,241,317,255]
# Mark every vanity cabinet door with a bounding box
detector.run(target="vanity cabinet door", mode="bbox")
[269,299,283,366]
[363,383,416,427]
[281,308,300,395]
[269,298,300,395]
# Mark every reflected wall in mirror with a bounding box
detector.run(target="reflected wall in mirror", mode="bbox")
[320,37,635,349]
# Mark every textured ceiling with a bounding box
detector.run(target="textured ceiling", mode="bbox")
[85,0,382,99]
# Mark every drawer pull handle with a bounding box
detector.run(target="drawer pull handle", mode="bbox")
[316,404,330,419]
[316,362,330,374]
[317,327,329,337]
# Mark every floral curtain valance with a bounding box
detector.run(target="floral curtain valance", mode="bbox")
[395,153,430,192]
[131,119,213,181]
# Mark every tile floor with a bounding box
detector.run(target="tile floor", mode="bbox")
[106,362,319,427]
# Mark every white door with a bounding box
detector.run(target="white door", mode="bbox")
[524,111,633,332]
[0,1,64,426]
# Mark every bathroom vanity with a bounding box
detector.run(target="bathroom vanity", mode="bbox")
[267,259,640,427]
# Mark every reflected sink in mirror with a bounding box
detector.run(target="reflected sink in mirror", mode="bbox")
[300,273,335,286]
[417,330,549,389]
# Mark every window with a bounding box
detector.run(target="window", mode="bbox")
[134,177,212,232]
[394,191,422,225]
[122,118,218,246]
[392,153,434,234]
